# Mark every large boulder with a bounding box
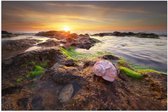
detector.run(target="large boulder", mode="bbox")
[72,36,100,49]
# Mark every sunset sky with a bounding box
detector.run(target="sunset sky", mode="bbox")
[2,1,167,34]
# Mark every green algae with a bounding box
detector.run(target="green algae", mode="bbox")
[119,66,143,79]
[60,47,113,61]
[27,65,45,78]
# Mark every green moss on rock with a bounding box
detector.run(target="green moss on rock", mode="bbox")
[28,65,45,78]
[119,66,143,79]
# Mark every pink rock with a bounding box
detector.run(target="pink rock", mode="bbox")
[93,60,118,82]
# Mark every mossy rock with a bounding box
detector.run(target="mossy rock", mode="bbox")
[119,66,143,79]
[28,65,45,78]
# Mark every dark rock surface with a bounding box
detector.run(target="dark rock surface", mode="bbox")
[92,31,159,39]
[35,30,78,40]
[31,96,44,110]
[73,37,100,49]
[2,39,40,59]
[2,31,20,38]
[101,54,120,60]
[2,39,38,51]
[37,39,59,47]
[63,59,77,66]
[35,30,100,49]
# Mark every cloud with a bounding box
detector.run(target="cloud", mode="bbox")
[2,1,167,33]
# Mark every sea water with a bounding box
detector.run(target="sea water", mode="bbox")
[76,36,167,72]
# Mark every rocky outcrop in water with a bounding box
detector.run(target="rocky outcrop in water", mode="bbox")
[92,31,159,39]
[35,30,100,49]
[2,31,20,38]
[35,31,78,40]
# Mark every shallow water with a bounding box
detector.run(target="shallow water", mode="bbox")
[76,36,167,72]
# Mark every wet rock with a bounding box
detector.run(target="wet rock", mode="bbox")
[2,86,22,96]
[2,48,63,90]
[136,33,159,38]
[92,31,159,39]
[31,96,44,110]
[3,58,13,65]
[2,39,38,51]
[2,31,20,38]
[83,60,96,68]
[71,81,81,96]
[52,73,82,84]
[35,30,100,50]
[74,37,100,49]
[79,34,89,37]
[35,30,77,40]
[17,98,29,110]
[101,55,120,60]
[64,59,76,66]
[37,40,59,47]
[58,84,74,102]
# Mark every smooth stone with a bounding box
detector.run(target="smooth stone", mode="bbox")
[58,84,74,103]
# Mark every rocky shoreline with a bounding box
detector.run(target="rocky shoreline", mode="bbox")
[92,31,160,39]
[2,31,167,110]
[2,31,22,38]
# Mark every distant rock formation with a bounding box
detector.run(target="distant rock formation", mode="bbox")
[35,30,78,40]
[35,30,100,49]
[92,31,159,39]
[2,31,19,38]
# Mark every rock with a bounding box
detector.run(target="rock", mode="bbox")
[52,73,82,84]
[2,31,19,38]
[74,37,100,49]
[92,31,159,39]
[2,39,38,51]
[64,59,76,66]
[37,40,59,47]
[136,33,159,38]
[2,86,22,96]
[101,55,120,60]
[35,30,100,50]
[83,60,96,68]
[35,30,76,40]
[79,34,89,37]
[31,96,44,110]
[17,98,29,109]
[3,58,13,65]
[2,31,11,34]
[58,84,74,103]
[2,48,63,90]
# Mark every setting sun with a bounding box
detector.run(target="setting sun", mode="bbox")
[63,26,70,32]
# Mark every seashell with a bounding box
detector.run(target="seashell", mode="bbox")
[93,60,118,82]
